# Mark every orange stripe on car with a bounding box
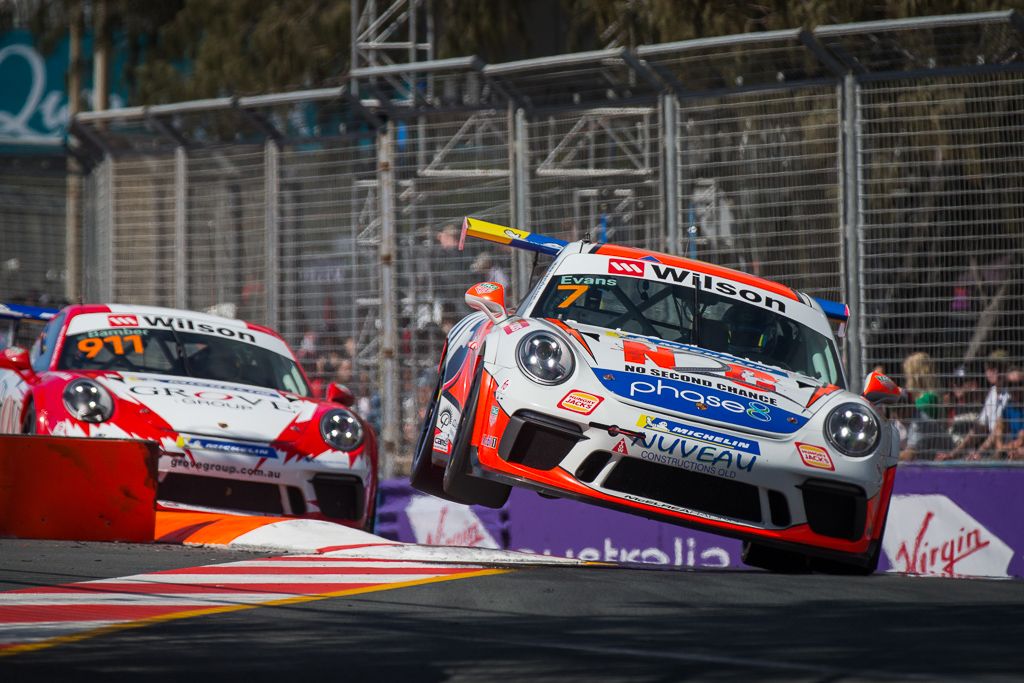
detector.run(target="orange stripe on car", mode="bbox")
[595,243,799,302]
[544,318,595,360]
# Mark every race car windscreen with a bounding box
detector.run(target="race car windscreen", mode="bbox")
[57,327,310,396]
[534,273,843,387]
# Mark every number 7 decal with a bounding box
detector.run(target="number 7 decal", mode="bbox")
[556,284,588,309]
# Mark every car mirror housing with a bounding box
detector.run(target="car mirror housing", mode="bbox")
[862,370,901,405]
[326,382,355,407]
[0,347,31,374]
[465,282,508,324]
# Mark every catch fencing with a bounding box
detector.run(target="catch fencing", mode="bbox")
[63,12,1024,474]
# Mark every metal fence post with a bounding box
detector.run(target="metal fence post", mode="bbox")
[377,123,399,478]
[840,73,864,388]
[512,107,530,296]
[174,146,187,309]
[264,140,280,328]
[661,93,679,254]
[102,157,115,302]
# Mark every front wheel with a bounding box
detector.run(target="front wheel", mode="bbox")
[810,541,881,576]
[22,402,36,434]
[442,362,511,509]
[410,365,454,500]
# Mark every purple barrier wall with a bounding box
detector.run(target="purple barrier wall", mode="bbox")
[376,465,1024,578]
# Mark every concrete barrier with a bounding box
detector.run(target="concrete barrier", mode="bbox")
[0,436,158,543]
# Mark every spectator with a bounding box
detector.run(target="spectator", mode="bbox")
[940,349,1010,460]
[471,251,510,290]
[433,223,475,307]
[899,352,951,461]
[945,364,983,450]
[996,368,1024,461]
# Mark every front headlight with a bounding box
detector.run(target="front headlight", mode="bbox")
[320,409,364,451]
[63,379,114,423]
[824,402,880,457]
[516,331,575,385]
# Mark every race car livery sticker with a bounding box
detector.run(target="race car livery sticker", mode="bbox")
[482,435,498,448]
[557,390,603,415]
[503,320,529,335]
[620,339,780,403]
[594,369,807,434]
[612,438,630,455]
[796,442,834,471]
[69,311,293,356]
[630,430,758,476]
[556,284,589,308]
[432,397,460,455]
[608,259,645,276]
[635,414,760,455]
[616,493,757,527]
[123,384,303,413]
[77,333,144,359]
[107,314,138,327]
[471,282,500,294]
[177,435,277,460]
[608,330,786,379]
[646,264,787,313]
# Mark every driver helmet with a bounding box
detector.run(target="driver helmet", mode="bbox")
[196,343,242,381]
[724,305,776,356]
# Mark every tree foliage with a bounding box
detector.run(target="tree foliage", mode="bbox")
[134,0,351,103]
[560,0,1022,51]
[6,0,1023,103]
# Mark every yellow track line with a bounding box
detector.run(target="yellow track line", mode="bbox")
[0,567,509,658]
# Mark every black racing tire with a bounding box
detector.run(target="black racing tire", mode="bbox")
[361,493,377,533]
[409,363,454,500]
[442,362,511,509]
[22,402,36,434]
[741,541,811,573]
[810,539,882,576]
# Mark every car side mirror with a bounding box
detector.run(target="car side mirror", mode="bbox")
[862,371,901,405]
[326,382,355,407]
[465,282,508,324]
[0,347,31,373]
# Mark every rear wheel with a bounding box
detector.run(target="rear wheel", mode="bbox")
[810,541,881,576]
[741,541,811,573]
[442,362,511,509]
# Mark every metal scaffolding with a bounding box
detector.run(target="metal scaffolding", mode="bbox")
[65,11,1024,474]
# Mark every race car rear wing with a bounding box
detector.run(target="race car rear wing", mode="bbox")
[460,216,567,256]
[0,303,59,322]
[0,303,59,350]
[458,216,850,324]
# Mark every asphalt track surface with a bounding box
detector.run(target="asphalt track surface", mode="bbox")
[2,540,1023,682]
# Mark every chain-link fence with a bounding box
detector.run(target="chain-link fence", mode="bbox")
[63,12,1024,473]
[0,154,69,307]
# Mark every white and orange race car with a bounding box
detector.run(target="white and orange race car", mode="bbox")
[0,304,377,530]
[412,218,902,573]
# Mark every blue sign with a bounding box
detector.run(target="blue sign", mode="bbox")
[180,436,277,460]
[594,368,808,434]
[636,413,761,455]
[0,29,128,147]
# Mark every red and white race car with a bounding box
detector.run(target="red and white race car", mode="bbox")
[0,304,377,529]
[412,218,903,573]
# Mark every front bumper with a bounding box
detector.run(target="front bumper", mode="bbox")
[157,437,374,526]
[472,366,896,562]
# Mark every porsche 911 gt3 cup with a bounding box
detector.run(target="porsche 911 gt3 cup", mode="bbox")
[0,304,378,529]
[412,217,902,572]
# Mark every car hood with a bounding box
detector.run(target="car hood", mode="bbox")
[545,320,839,435]
[95,372,317,442]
